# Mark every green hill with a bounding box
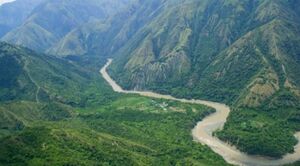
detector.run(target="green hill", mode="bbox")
[1,0,300,160]
[0,41,118,137]
[109,0,300,157]
[0,42,229,165]
[0,42,117,106]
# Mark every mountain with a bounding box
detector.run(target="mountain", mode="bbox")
[0,42,117,107]
[0,40,122,146]
[47,0,165,57]
[0,0,43,37]
[0,43,229,166]
[1,0,300,160]
[0,41,117,146]
[2,0,131,52]
[110,0,300,101]
[108,0,300,157]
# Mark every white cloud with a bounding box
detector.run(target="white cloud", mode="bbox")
[0,0,16,6]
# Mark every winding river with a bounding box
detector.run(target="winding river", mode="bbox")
[100,59,300,166]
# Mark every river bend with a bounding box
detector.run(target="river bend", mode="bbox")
[100,59,300,166]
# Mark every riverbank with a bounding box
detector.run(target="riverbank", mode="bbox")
[100,59,300,166]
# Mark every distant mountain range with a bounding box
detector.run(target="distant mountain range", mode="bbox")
[1,0,300,159]
[1,0,132,52]
[0,0,43,37]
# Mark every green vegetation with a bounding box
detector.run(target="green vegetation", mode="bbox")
[0,96,229,165]
[0,42,118,107]
[1,0,300,161]
[108,0,300,158]
[0,41,118,138]
[0,42,229,165]
[215,107,299,158]
[216,88,300,158]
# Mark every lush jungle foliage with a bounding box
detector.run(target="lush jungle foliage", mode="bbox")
[108,0,300,157]
[0,42,229,165]
[1,0,300,161]
[0,96,230,166]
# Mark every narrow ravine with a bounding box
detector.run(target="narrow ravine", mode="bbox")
[100,59,300,166]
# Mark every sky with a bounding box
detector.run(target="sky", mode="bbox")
[0,0,16,6]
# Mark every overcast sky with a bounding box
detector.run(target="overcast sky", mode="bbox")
[0,0,15,6]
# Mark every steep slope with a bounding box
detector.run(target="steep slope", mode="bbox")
[214,13,300,157]
[109,0,300,157]
[0,41,119,139]
[0,42,230,165]
[1,0,299,159]
[0,42,117,106]
[47,0,164,57]
[2,0,131,52]
[110,0,260,93]
[0,0,43,37]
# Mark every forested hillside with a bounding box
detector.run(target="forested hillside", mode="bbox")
[0,42,229,165]
[0,42,116,106]
[108,0,300,157]
[1,0,300,160]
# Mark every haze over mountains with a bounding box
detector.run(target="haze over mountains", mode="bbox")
[1,0,131,51]
[1,0,300,165]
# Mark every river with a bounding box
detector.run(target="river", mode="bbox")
[100,59,300,166]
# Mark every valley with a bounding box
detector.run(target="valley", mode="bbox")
[0,0,300,165]
[0,43,228,165]
[102,59,300,166]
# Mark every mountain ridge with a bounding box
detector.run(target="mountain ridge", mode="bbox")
[2,0,133,52]
[107,0,300,157]
[0,0,300,159]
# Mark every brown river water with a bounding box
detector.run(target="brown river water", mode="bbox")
[100,59,300,166]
